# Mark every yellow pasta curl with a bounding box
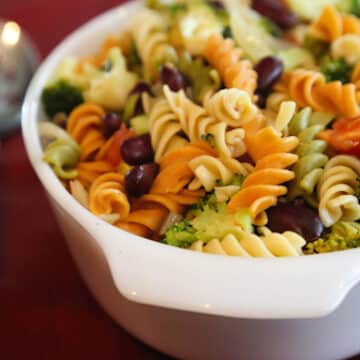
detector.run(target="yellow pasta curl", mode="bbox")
[131,9,174,78]
[190,228,305,257]
[188,155,253,192]
[149,97,189,163]
[203,34,257,96]
[164,86,247,158]
[309,5,360,42]
[273,69,359,117]
[228,117,299,225]
[67,104,106,161]
[318,155,360,227]
[89,173,130,219]
[204,88,259,128]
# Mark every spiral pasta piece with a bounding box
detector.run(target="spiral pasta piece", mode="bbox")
[89,173,130,219]
[131,9,173,78]
[188,155,253,192]
[228,118,299,225]
[204,88,259,128]
[288,108,332,205]
[190,228,305,257]
[67,104,106,161]
[76,161,114,188]
[317,155,360,227]
[331,34,360,65]
[309,5,360,42]
[149,97,189,163]
[164,86,247,158]
[273,69,359,117]
[203,34,257,96]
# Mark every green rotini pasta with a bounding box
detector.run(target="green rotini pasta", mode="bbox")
[288,107,333,207]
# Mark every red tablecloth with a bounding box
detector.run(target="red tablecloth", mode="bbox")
[0,1,168,359]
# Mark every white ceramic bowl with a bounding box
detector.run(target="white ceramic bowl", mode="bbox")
[22,1,360,359]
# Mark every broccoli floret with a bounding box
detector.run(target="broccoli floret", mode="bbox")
[84,47,138,110]
[163,219,198,248]
[200,133,216,147]
[305,222,360,254]
[321,57,353,84]
[303,35,329,59]
[216,174,245,187]
[41,80,83,118]
[222,25,233,38]
[355,177,360,200]
[164,192,253,248]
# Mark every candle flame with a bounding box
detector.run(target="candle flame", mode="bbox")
[1,21,21,46]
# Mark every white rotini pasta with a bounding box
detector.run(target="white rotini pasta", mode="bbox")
[331,34,360,65]
[131,9,173,77]
[70,179,89,209]
[190,227,305,257]
[318,155,360,227]
[204,88,259,127]
[273,101,297,133]
[164,85,247,158]
[188,155,253,191]
[149,97,189,162]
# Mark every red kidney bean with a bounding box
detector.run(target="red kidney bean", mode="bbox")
[266,199,323,243]
[254,56,284,95]
[125,163,159,198]
[130,81,153,96]
[252,0,298,30]
[103,112,121,138]
[160,64,186,92]
[120,134,154,165]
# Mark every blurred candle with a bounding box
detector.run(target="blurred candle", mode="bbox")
[1,21,21,47]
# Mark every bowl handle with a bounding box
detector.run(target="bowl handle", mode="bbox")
[93,226,360,319]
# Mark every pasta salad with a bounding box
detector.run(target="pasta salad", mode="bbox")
[39,0,360,257]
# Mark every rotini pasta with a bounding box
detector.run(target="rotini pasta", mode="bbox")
[288,108,332,206]
[273,69,360,117]
[203,34,258,97]
[164,86,247,158]
[331,34,360,65]
[131,9,174,78]
[148,97,189,163]
[188,155,253,192]
[228,117,299,225]
[89,173,130,219]
[67,103,106,161]
[76,161,114,188]
[190,227,305,257]
[309,5,360,42]
[204,88,259,128]
[317,155,360,227]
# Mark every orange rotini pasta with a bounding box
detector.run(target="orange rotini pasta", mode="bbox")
[76,161,114,188]
[203,34,257,97]
[309,5,360,42]
[67,103,106,161]
[227,117,299,225]
[273,69,360,117]
[89,172,130,219]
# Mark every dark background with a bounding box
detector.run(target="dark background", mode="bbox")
[1,0,168,359]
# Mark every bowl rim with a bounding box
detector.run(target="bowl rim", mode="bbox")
[21,0,360,319]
